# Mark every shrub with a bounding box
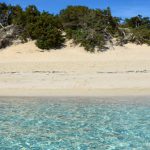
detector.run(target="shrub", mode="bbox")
[60,6,118,52]
[131,27,150,45]
[36,28,65,49]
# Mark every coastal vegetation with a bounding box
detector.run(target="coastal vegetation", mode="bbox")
[0,3,150,52]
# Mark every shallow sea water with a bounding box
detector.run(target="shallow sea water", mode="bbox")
[0,96,150,150]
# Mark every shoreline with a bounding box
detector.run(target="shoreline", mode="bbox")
[0,88,150,97]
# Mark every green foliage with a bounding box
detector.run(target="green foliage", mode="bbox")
[60,6,118,52]
[36,28,65,49]
[131,27,150,45]
[9,5,24,25]
[60,6,89,30]
[34,12,65,49]
[0,3,65,50]
[0,3,150,51]
[123,15,150,45]
[124,15,150,28]
[125,16,142,28]
[0,3,10,26]
[71,29,105,52]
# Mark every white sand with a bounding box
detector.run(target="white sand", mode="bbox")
[0,41,150,96]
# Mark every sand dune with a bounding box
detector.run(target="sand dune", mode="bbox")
[0,41,150,96]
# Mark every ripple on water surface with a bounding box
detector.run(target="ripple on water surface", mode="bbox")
[0,96,150,150]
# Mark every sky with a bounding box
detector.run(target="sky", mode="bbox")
[1,0,150,18]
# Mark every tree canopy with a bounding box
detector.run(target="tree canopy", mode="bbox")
[0,3,150,51]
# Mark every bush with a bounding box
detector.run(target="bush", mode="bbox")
[60,6,118,52]
[1,4,65,50]
[36,28,65,49]
[131,27,150,45]
[1,3,150,51]
[32,13,64,49]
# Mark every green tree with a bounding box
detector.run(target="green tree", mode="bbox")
[60,6,118,52]
[34,12,65,49]
[9,5,25,26]
[0,3,10,26]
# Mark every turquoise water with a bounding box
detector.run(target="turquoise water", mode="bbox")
[0,97,150,150]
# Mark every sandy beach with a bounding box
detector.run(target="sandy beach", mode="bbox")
[0,41,150,96]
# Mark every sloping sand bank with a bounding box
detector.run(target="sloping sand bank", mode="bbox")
[0,41,150,96]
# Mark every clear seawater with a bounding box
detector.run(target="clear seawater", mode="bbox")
[0,97,150,150]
